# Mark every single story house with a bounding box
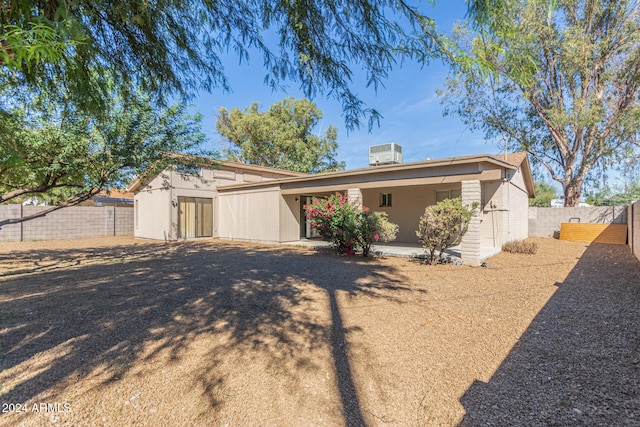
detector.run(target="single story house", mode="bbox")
[130,152,535,265]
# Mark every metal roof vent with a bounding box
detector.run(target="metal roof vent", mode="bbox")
[369,143,402,166]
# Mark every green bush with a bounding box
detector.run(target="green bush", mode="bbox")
[355,210,399,257]
[502,240,538,254]
[304,193,398,256]
[416,198,477,265]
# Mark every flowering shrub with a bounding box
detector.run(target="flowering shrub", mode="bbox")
[416,197,477,265]
[304,193,359,254]
[305,193,398,256]
[355,211,398,257]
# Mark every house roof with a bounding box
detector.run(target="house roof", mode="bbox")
[217,152,536,197]
[128,154,307,192]
[503,152,535,197]
[502,152,525,165]
[94,189,135,199]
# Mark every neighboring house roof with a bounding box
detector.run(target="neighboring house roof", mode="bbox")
[82,189,135,206]
[128,155,308,193]
[94,189,135,199]
[217,152,536,197]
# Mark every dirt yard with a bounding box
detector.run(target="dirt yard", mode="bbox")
[1,237,638,426]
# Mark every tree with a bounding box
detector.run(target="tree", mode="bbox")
[441,0,640,206]
[586,180,640,206]
[416,198,477,265]
[0,0,443,129]
[0,90,207,226]
[216,97,346,173]
[530,181,559,207]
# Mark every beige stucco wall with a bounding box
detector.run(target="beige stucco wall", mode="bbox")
[362,184,463,244]
[217,185,282,243]
[134,170,218,240]
[477,168,530,249]
[479,181,504,249]
[280,194,301,242]
[135,165,293,241]
[134,173,173,240]
[360,179,527,247]
[506,168,530,242]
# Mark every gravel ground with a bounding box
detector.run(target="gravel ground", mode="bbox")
[0,237,638,426]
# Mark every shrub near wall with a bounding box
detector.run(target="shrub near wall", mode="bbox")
[0,205,133,241]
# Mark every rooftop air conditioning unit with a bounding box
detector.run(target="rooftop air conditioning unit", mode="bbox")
[369,143,402,166]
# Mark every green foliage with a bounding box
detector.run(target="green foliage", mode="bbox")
[586,181,640,206]
[0,0,443,129]
[216,97,345,173]
[442,0,640,207]
[502,239,538,254]
[304,193,398,256]
[529,181,558,207]
[416,198,477,265]
[354,211,399,257]
[0,89,207,226]
[305,193,360,255]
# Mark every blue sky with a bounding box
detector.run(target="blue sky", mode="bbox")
[193,1,505,170]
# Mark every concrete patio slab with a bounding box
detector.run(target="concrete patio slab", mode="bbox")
[282,239,501,263]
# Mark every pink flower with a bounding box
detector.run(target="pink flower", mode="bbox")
[374,233,379,241]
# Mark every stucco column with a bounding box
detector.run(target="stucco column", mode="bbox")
[347,188,363,208]
[461,180,482,266]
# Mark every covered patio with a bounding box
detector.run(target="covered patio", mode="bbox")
[283,239,502,263]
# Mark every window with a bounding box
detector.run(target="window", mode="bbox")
[435,189,462,203]
[380,193,392,207]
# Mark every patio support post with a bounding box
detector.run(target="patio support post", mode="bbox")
[461,180,482,266]
[347,188,363,208]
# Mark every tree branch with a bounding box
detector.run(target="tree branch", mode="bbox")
[0,188,102,228]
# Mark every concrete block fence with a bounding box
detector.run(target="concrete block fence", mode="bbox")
[528,206,628,238]
[0,205,133,242]
[630,201,640,262]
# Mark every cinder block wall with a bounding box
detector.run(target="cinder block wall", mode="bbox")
[0,205,133,242]
[115,207,134,236]
[630,201,640,262]
[529,206,628,238]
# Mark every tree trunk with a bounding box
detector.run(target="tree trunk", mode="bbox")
[563,182,582,207]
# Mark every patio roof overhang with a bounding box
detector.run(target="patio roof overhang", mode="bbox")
[279,169,503,195]
[217,154,518,195]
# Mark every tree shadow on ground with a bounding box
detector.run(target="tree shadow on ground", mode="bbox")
[0,240,414,425]
[458,243,640,426]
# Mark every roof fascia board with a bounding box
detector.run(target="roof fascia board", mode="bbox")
[279,169,503,195]
[219,155,512,192]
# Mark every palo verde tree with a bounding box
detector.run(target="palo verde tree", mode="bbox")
[0,88,207,226]
[441,0,640,206]
[0,0,443,129]
[216,97,345,173]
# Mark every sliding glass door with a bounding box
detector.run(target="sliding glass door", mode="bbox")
[178,197,213,238]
